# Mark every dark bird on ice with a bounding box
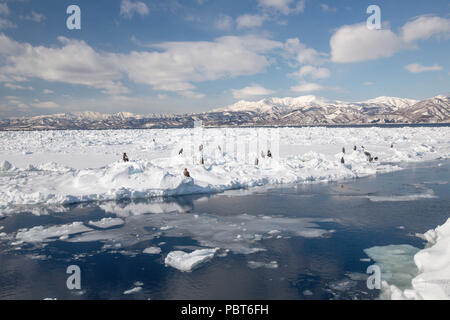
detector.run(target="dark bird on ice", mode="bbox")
[183,168,190,178]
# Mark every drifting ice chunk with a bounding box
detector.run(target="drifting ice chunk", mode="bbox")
[165,248,218,272]
[364,244,420,290]
[247,261,279,269]
[0,160,13,171]
[143,247,161,255]
[88,217,125,229]
[15,222,92,243]
[409,218,450,299]
[123,287,142,295]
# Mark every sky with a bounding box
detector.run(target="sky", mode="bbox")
[0,0,449,118]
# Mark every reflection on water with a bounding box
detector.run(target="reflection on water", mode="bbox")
[0,160,449,300]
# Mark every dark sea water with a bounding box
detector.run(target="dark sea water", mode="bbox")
[0,160,449,300]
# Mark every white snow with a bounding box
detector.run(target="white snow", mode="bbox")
[247,261,279,269]
[0,127,449,214]
[164,248,218,272]
[123,286,142,295]
[143,246,161,255]
[366,193,438,202]
[88,217,125,229]
[0,160,13,171]
[15,222,92,243]
[303,290,313,296]
[67,209,331,255]
[364,245,420,290]
[368,218,450,300]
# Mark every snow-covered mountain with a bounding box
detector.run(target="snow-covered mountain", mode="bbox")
[216,95,418,114]
[214,95,341,113]
[0,95,448,130]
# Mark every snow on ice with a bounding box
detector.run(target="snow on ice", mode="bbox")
[365,218,450,300]
[1,126,450,295]
[88,217,125,229]
[0,127,449,214]
[143,246,161,255]
[164,248,219,272]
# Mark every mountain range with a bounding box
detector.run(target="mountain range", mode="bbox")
[0,95,449,130]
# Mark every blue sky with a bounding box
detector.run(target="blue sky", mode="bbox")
[0,0,449,117]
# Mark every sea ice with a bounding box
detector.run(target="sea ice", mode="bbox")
[123,287,142,295]
[247,261,279,269]
[15,222,92,243]
[366,219,450,300]
[364,244,420,290]
[143,247,161,255]
[0,160,13,171]
[0,127,448,213]
[88,217,125,229]
[164,248,218,272]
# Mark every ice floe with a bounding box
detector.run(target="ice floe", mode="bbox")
[88,217,125,229]
[66,208,332,255]
[15,222,92,244]
[164,248,218,272]
[0,127,448,214]
[366,218,450,300]
[143,247,161,255]
[123,287,142,295]
[247,261,279,269]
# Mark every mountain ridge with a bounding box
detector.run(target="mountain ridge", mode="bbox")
[0,95,449,130]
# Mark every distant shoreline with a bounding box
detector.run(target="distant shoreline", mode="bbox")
[1,122,450,132]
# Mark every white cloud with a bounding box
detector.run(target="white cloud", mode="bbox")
[120,0,149,19]
[0,34,282,99]
[31,101,59,109]
[0,35,128,95]
[0,2,15,30]
[43,89,54,94]
[4,83,33,90]
[236,14,267,29]
[320,4,337,12]
[290,82,324,93]
[113,35,282,94]
[404,63,443,73]
[21,11,46,23]
[330,23,402,63]
[215,15,233,30]
[330,16,450,63]
[283,38,328,65]
[258,0,305,15]
[179,91,205,99]
[290,65,330,79]
[401,16,450,43]
[232,85,275,99]
[0,17,15,29]
[2,95,30,115]
[0,3,8,16]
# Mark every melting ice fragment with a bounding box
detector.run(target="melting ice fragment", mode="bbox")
[165,248,218,272]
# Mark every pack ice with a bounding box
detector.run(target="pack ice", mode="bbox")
[0,127,449,214]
